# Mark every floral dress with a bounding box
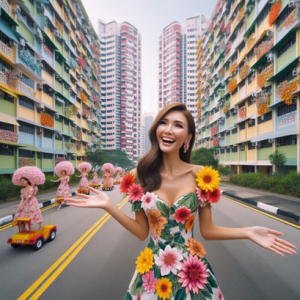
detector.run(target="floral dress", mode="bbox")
[14,186,43,225]
[103,173,113,187]
[79,173,89,188]
[56,177,70,200]
[125,190,224,300]
[92,175,99,185]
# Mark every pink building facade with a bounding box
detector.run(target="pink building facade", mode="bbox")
[99,21,142,163]
[158,15,207,120]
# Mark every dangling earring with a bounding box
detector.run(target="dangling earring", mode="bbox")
[183,140,190,153]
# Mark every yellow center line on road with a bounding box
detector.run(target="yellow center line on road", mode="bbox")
[18,199,128,300]
[223,196,300,229]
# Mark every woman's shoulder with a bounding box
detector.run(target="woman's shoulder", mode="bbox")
[190,164,204,177]
[129,168,137,177]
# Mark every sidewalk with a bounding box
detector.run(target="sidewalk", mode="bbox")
[1,182,299,226]
[220,183,300,223]
[0,181,96,226]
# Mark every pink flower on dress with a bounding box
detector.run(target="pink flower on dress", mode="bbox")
[178,255,209,294]
[142,270,157,293]
[217,287,224,300]
[141,192,157,210]
[173,206,192,224]
[154,245,183,276]
[128,184,144,202]
[196,187,208,203]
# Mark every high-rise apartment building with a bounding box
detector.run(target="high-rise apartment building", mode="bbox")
[98,20,142,163]
[0,0,102,175]
[158,15,208,120]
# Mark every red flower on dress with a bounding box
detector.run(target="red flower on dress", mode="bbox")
[173,206,192,224]
[120,172,135,194]
[128,183,144,202]
[196,187,208,203]
[207,188,221,204]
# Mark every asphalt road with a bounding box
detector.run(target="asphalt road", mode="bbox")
[0,186,299,300]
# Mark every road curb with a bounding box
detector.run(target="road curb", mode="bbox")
[222,191,300,223]
[0,192,77,227]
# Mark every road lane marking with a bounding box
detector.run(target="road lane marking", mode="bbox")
[18,199,128,299]
[223,196,300,229]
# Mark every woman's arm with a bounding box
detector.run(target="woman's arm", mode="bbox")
[66,176,70,183]
[76,174,82,177]
[198,205,297,256]
[66,188,149,241]
[51,178,60,182]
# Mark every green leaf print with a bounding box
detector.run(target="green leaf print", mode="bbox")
[160,228,173,240]
[170,206,176,215]
[169,274,181,298]
[203,257,215,275]
[177,193,198,211]
[178,222,186,231]
[191,291,206,300]
[174,232,185,244]
[207,275,218,288]
[201,287,213,299]
[147,237,155,248]
[166,218,177,228]
[205,282,213,293]
[158,240,166,250]
[153,265,161,279]
[174,288,187,300]
[130,272,144,296]
[124,291,133,300]
[131,201,141,212]
[156,201,170,218]
[152,246,160,255]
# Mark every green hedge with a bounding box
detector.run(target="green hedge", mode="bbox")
[229,171,300,198]
[0,172,95,201]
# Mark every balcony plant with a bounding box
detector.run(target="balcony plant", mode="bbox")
[41,113,54,127]
[269,1,281,26]
[19,158,36,167]
[238,106,247,119]
[0,130,18,142]
[257,64,273,88]
[278,8,297,32]
[256,92,271,116]
[228,78,237,94]
[229,62,237,75]
[223,102,230,113]
[276,78,298,105]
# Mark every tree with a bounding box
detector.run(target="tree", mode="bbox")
[85,149,107,170]
[191,147,219,169]
[269,149,287,174]
[103,149,135,171]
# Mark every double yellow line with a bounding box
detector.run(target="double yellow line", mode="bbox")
[18,198,128,299]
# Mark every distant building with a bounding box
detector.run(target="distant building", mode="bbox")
[158,15,208,120]
[98,20,142,163]
[142,112,155,155]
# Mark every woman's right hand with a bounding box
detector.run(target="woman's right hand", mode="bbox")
[65,187,111,210]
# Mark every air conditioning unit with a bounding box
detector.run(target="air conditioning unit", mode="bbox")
[55,113,60,119]
[268,139,274,143]
[292,138,296,145]
[275,142,280,147]
[261,114,265,121]
[267,53,273,62]
[37,128,43,134]
[16,70,22,78]
[37,3,44,14]
[1,144,8,149]
[252,142,256,147]
[19,38,26,47]
[54,30,61,38]
[12,5,20,14]
[292,68,298,77]
[37,83,43,90]
[256,141,261,148]
[266,30,273,37]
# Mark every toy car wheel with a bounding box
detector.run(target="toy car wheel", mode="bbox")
[34,238,43,251]
[48,230,56,241]
[11,243,21,248]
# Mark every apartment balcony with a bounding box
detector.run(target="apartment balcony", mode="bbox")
[0,0,11,15]
[0,40,12,58]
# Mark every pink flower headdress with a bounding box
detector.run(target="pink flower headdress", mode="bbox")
[115,166,122,173]
[55,161,75,176]
[12,166,45,186]
[101,163,115,174]
[77,162,92,172]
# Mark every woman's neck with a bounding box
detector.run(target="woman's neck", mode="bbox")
[160,152,188,176]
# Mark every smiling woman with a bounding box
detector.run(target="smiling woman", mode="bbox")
[66,103,297,300]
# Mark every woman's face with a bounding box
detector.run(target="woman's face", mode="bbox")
[20,178,28,186]
[83,168,86,172]
[156,110,191,154]
[61,170,67,176]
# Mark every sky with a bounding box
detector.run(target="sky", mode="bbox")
[82,0,217,114]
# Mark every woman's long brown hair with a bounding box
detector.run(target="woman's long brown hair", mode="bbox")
[137,103,195,192]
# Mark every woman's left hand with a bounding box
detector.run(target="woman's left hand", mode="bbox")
[248,226,297,256]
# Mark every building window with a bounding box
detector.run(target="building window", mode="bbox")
[64,118,69,125]
[248,142,255,150]
[277,6,295,28]
[0,145,14,156]
[277,99,296,116]
[277,68,296,85]
[248,119,255,128]
[0,57,13,72]
[43,153,53,159]
[43,129,53,138]
[20,73,34,89]
[19,149,35,158]
[0,90,14,103]
[19,96,34,110]
[231,146,237,153]
[260,140,273,148]
[277,33,296,58]
[19,122,35,134]
[0,122,14,131]
[277,135,297,146]
[239,121,245,130]
[258,111,272,124]
[257,4,271,26]
[232,127,237,134]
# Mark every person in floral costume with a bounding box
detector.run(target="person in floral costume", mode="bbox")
[114,166,122,184]
[12,167,45,231]
[51,161,75,210]
[66,103,296,299]
[76,162,92,194]
[101,163,115,191]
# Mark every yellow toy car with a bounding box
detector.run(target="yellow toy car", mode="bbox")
[7,218,57,251]
[77,188,90,195]
[89,183,101,189]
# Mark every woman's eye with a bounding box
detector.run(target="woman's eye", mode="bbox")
[159,121,166,125]
[176,124,183,128]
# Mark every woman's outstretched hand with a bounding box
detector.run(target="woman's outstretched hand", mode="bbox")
[248,226,297,256]
[65,187,111,210]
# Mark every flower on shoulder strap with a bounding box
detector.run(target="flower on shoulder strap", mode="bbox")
[120,172,135,194]
[195,166,221,205]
